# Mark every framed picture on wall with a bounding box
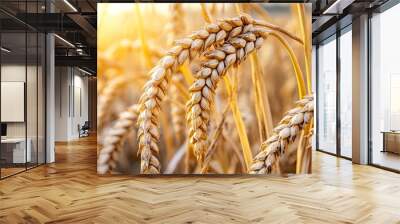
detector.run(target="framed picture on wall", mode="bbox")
[96,3,314,175]
[1,81,25,122]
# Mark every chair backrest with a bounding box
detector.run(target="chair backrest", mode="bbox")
[82,121,90,129]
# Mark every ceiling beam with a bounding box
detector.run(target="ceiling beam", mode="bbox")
[67,13,97,39]
[323,0,356,14]
[55,55,96,71]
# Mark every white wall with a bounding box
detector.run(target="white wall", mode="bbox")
[1,65,26,138]
[55,67,69,141]
[54,67,89,141]
[1,65,39,138]
[72,73,89,138]
[1,64,46,164]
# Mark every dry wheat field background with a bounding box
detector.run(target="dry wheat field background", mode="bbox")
[97,3,313,175]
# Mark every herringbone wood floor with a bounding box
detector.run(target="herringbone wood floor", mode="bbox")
[1,135,400,224]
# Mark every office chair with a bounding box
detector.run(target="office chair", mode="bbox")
[79,121,90,138]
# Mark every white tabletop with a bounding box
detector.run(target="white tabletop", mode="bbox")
[1,138,27,143]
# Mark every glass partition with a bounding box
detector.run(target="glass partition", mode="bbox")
[339,27,352,158]
[0,1,46,179]
[26,0,42,169]
[371,4,400,171]
[27,30,38,169]
[38,32,45,165]
[1,30,28,177]
[317,35,337,154]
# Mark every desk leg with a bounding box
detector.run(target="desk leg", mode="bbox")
[382,133,386,153]
[381,133,387,152]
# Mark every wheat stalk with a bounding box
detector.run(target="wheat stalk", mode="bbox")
[249,95,314,174]
[97,104,140,174]
[201,103,230,174]
[294,4,313,173]
[250,53,273,141]
[222,72,253,170]
[171,74,188,143]
[295,4,312,94]
[296,122,313,173]
[267,32,306,98]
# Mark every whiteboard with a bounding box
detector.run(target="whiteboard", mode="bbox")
[1,82,25,122]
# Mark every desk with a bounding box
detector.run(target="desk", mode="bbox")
[1,138,31,163]
[382,131,400,154]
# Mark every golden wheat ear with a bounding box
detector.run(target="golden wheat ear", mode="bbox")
[249,95,314,174]
[97,76,129,132]
[135,12,303,174]
[136,14,264,174]
[186,22,273,168]
[97,104,140,174]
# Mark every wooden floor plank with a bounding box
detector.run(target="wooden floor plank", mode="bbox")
[0,135,400,223]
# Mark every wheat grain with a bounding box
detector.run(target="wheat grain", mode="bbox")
[97,104,140,174]
[249,95,314,174]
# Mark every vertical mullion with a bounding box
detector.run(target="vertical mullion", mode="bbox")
[44,35,47,164]
[25,0,28,171]
[69,69,71,118]
[316,45,320,151]
[44,0,47,164]
[36,0,39,167]
[73,68,75,118]
[367,11,373,165]
[0,19,2,179]
[336,30,341,157]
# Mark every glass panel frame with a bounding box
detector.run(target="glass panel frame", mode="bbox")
[0,23,28,178]
[317,35,338,155]
[27,29,39,169]
[339,25,353,159]
[0,0,47,180]
[315,24,354,161]
[370,3,400,172]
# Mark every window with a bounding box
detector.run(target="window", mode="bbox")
[339,27,352,158]
[317,36,337,154]
[371,3,400,171]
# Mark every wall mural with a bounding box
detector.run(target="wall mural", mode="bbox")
[97,3,313,175]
